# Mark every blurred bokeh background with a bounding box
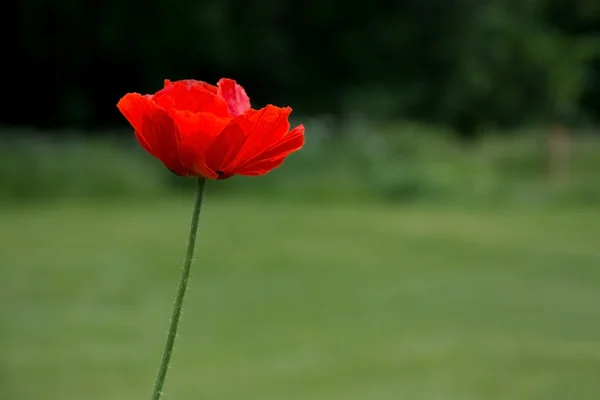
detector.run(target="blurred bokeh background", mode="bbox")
[2,1,600,399]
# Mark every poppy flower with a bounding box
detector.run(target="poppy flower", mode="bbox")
[117,78,305,179]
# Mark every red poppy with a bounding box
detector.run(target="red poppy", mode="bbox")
[117,79,305,179]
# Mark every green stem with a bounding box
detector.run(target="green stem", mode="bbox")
[151,177,207,400]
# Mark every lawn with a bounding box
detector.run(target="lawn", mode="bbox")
[1,197,600,400]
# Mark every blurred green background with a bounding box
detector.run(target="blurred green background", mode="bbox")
[2,1,600,399]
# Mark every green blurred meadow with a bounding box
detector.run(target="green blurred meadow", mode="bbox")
[1,124,600,399]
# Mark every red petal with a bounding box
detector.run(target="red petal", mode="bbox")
[153,80,230,117]
[204,122,248,174]
[117,93,184,173]
[231,106,294,169]
[217,78,251,117]
[163,79,218,94]
[203,105,291,173]
[235,158,286,176]
[178,144,219,179]
[172,110,229,151]
[234,125,305,175]
[173,110,228,178]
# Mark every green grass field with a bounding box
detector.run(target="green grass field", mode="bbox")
[1,197,600,400]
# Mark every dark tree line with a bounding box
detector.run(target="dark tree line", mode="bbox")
[5,0,600,137]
